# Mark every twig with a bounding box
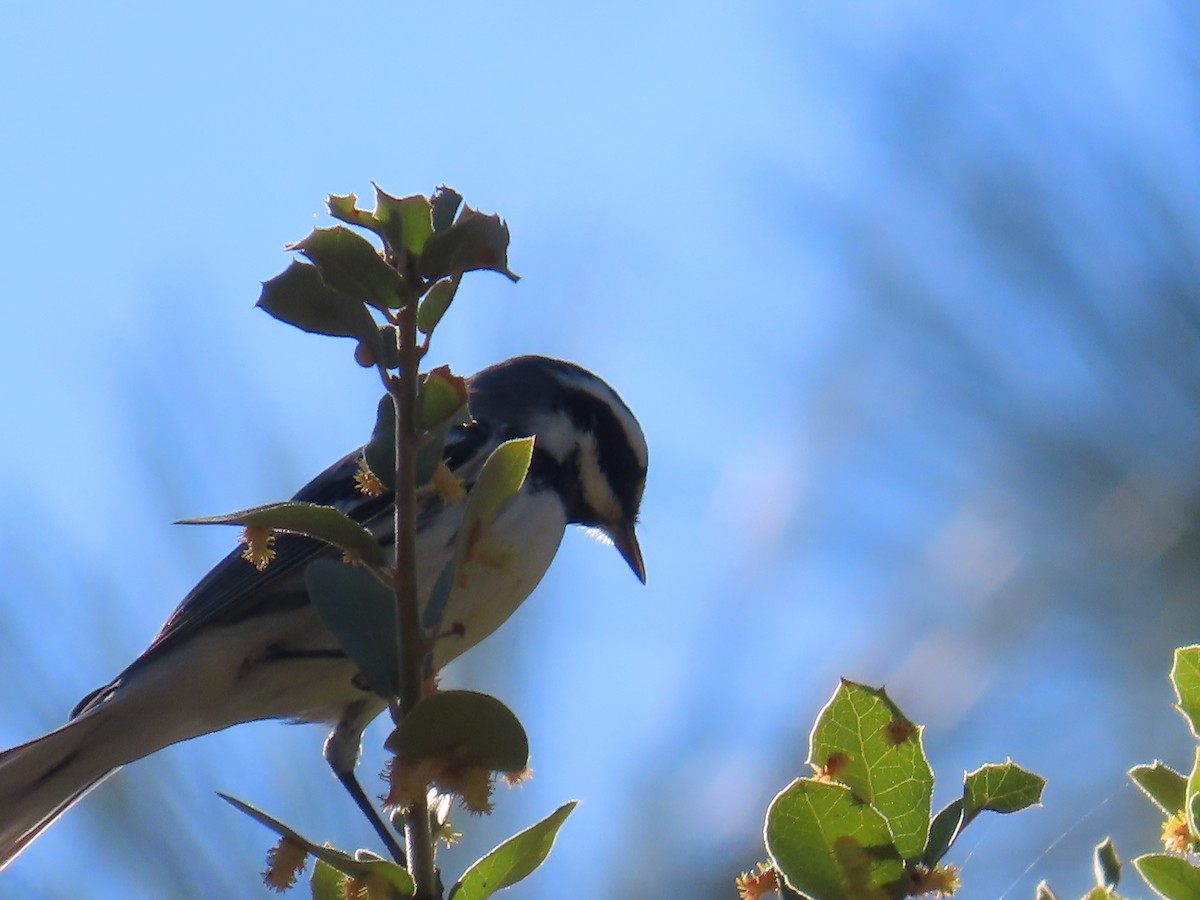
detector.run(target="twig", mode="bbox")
[390,273,438,899]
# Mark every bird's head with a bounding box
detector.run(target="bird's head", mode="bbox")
[468,355,648,582]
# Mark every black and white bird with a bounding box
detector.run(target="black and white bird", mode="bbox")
[0,354,648,869]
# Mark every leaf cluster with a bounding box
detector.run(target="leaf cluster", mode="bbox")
[1035,646,1200,900]
[753,680,1044,899]
[180,186,570,899]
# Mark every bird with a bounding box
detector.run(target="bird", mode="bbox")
[0,354,647,870]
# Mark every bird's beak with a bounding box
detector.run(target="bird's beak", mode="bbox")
[611,522,646,584]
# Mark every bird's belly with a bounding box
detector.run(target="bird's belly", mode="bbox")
[426,490,567,667]
[122,490,568,734]
[204,606,381,727]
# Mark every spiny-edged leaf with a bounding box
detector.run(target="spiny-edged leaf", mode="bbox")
[311,856,345,900]
[1035,881,1058,900]
[305,559,398,698]
[384,690,528,775]
[418,206,519,282]
[373,185,434,257]
[1130,761,1187,816]
[447,801,577,900]
[921,799,964,867]
[431,186,463,233]
[808,679,933,860]
[219,794,415,897]
[1186,747,1200,839]
[765,778,906,900]
[1094,837,1121,889]
[257,261,383,360]
[1172,646,1200,739]
[177,501,386,567]
[418,276,460,335]
[326,192,380,231]
[420,365,469,431]
[1134,852,1200,899]
[290,226,406,310]
[963,760,1045,816]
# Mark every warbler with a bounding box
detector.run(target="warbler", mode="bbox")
[0,354,648,868]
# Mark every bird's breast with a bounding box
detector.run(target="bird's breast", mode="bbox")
[424,488,568,668]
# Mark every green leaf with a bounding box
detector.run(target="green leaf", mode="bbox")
[373,186,434,257]
[414,425,451,488]
[326,192,380,232]
[460,437,534,532]
[418,277,460,335]
[765,778,906,900]
[1130,761,1187,815]
[311,857,345,900]
[257,261,382,361]
[1094,837,1121,889]
[364,395,397,492]
[447,801,577,900]
[326,192,359,221]
[420,365,469,431]
[1185,747,1200,839]
[421,560,456,632]
[921,799,964,866]
[371,325,402,370]
[177,501,386,568]
[384,690,529,775]
[808,680,933,859]
[305,559,399,698]
[290,226,406,310]
[418,206,519,282]
[219,794,415,897]
[362,385,466,495]
[1172,646,1200,738]
[1134,853,1200,899]
[963,760,1046,817]
[1034,881,1058,900]
[449,437,535,600]
[431,186,463,233]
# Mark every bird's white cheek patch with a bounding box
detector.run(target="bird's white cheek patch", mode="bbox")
[577,434,623,526]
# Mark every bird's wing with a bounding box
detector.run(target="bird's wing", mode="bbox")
[74,418,497,715]
[151,449,390,636]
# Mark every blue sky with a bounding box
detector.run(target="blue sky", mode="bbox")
[2,1,1199,897]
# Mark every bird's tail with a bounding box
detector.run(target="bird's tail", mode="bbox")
[0,710,123,870]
